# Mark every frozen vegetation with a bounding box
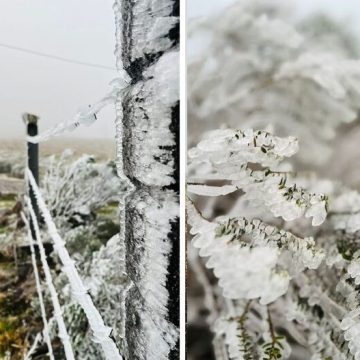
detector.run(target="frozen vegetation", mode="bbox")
[0,148,123,359]
[187,1,360,360]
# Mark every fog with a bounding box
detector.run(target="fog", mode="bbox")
[0,0,116,139]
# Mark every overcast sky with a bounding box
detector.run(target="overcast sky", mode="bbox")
[1,1,360,139]
[0,0,116,139]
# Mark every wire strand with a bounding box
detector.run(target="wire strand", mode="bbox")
[21,212,55,360]
[25,197,75,360]
[0,42,116,71]
[26,168,123,360]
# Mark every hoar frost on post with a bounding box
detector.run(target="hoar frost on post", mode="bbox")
[112,0,179,359]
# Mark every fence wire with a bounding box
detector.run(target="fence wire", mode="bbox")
[26,168,123,360]
[21,213,55,360]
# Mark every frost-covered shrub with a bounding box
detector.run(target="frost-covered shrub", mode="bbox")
[186,128,360,359]
[42,151,123,229]
[187,3,360,358]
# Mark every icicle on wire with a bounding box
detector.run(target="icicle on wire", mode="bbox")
[26,98,107,144]
[26,168,123,360]
[21,212,55,360]
[27,75,130,144]
[25,197,75,360]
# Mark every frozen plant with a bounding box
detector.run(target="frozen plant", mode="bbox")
[41,151,123,229]
[187,129,327,309]
[188,129,328,225]
[187,5,360,357]
[187,126,360,359]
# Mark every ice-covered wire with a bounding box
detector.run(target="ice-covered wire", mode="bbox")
[24,332,42,360]
[27,76,130,144]
[26,168,123,360]
[21,212,55,360]
[25,197,75,360]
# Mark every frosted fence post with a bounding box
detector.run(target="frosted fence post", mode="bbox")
[23,113,40,236]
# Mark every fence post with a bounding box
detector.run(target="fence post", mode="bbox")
[23,113,40,235]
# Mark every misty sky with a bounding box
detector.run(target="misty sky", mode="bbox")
[1,1,360,139]
[0,0,116,139]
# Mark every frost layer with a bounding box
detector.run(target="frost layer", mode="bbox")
[113,0,179,358]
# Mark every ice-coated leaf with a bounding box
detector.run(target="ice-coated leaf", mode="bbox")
[188,128,328,225]
[305,200,327,226]
[187,202,324,306]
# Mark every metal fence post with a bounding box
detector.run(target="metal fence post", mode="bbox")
[23,113,40,236]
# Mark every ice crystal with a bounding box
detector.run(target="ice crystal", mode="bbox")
[112,0,179,358]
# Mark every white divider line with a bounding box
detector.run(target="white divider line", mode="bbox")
[21,212,55,360]
[25,197,75,360]
[26,168,123,360]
